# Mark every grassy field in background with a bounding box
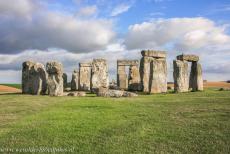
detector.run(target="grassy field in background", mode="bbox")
[0,84,21,89]
[0,89,229,153]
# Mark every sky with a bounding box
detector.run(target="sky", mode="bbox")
[0,0,230,83]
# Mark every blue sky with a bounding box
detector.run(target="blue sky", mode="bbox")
[45,0,230,33]
[0,0,230,83]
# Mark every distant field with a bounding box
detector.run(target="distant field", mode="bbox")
[203,81,230,88]
[0,84,21,93]
[0,84,21,89]
[0,89,229,153]
[0,81,230,93]
[168,81,230,89]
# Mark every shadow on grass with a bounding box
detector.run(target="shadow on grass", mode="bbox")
[0,92,22,96]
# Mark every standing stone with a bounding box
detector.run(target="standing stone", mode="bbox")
[71,70,79,91]
[63,73,67,89]
[91,59,109,92]
[46,61,63,96]
[79,63,91,91]
[189,62,203,91]
[128,65,141,91]
[140,56,153,92]
[117,65,128,90]
[173,60,189,92]
[140,50,167,93]
[150,59,167,93]
[22,61,47,95]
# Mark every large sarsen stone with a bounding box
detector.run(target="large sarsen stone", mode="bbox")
[22,61,47,95]
[46,61,63,96]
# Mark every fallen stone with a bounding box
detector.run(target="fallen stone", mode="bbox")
[67,91,86,96]
[122,91,138,97]
[96,87,138,97]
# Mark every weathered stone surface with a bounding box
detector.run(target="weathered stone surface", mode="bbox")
[71,70,79,91]
[67,91,86,97]
[79,62,91,67]
[141,50,166,58]
[109,79,119,90]
[96,87,138,97]
[117,59,141,91]
[117,60,139,66]
[64,87,71,91]
[22,61,47,95]
[149,59,167,93]
[91,59,109,92]
[128,65,141,91]
[63,73,67,88]
[122,91,138,97]
[177,54,199,62]
[99,90,124,97]
[46,61,63,96]
[79,63,91,91]
[117,65,128,90]
[189,62,203,91]
[173,60,189,92]
[140,56,153,92]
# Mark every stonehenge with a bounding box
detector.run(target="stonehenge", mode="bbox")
[22,61,47,95]
[140,50,167,93]
[21,50,204,97]
[79,62,91,91]
[71,70,79,91]
[173,60,189,92]
[46,61,64,96]
[117,60,141,91]
[91,59,109,92]
[95,87,138,97]
[173,54,203,92]
[63,73,68,89]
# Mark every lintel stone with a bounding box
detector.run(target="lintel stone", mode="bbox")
[177,54,199,62]
[141,50,166,58]
[117,60,139,66]
[79,62,92,67]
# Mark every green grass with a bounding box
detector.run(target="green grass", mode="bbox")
[0,83,21,89]
[0,89,229,153]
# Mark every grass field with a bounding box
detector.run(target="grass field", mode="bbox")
[0,89,229,153]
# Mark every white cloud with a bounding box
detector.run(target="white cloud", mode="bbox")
[125,17,230,51]
[0,1,115,54]
[0,0,36,17]
[110,4,131,17]
[77,5,98,17]
[0,43,131,83]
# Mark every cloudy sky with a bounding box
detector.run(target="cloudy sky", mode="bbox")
[0,0,230,83]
